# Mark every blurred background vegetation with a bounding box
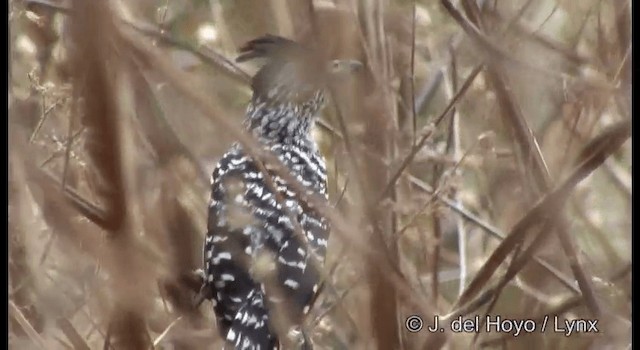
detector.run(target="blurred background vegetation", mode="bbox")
[8,0,631,349]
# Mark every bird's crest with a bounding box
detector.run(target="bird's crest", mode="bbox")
[236,34,304,63]
[236,35,323,104]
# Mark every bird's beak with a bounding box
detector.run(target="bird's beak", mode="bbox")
[341,59,364,72]
[330,59,364,75]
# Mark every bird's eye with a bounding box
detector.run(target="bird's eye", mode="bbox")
[331,60,341,69]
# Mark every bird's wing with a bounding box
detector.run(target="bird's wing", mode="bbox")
[204,146,258,335]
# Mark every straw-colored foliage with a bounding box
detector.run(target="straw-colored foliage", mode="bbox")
[9,0,630,349]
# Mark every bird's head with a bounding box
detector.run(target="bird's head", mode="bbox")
[236,35,362,107]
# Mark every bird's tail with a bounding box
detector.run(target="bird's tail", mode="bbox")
[223,289,314,350]
[224,290,277,350]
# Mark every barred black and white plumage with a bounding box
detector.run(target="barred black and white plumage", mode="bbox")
[201,35,360,350]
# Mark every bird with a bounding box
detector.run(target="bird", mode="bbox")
[200,34,361,350]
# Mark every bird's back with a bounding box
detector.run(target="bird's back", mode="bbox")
[204,139,328,349]
[202,34,334,350]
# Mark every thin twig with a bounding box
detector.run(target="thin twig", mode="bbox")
[29,97,64,143]
[378,64,483,201]
[152,316,183,348]
[410,1,417,146]
[480,261,631,347]
[440,0,615,91]
[442,45,467,297]
[60,103,75,191]
[324,110,581,295]
[121,19,251,85]
[9,301,48,350]
[442,0,607,318]
[56,318,91,350]
[452,119,630,312]
[331,176,349,208]
[22,0,252,86]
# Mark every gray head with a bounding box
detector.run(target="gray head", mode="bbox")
[237,35,362,105]
[237,35,361,143]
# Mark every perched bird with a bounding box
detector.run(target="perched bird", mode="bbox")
[201,35,361,350]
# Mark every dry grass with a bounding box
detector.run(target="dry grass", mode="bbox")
[8,0,631,349]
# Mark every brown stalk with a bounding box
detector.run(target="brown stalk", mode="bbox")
[440,0,615,91]
[412,0,485,117]
[377,64,483,202]
[56,318,91,350]
[613,0,631,88]
[122,19,251,86]
[484,8,591,65]
[410,1,417,145]
[23,0,252,87]
[9,301,48,350]
[472,220,555,344]
[68,1,153,348]
[9,146,45,343]
[325,12,403,348]
[21,150,103,258]
[452,119,630,311]
[441,0,612,319]
[480,262,632,347]
[68,0,125,233]
[322,118,582,295]
[39,169,109,229]
[126,62,209,183]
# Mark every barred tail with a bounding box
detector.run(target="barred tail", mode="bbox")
[225,290,278,350]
